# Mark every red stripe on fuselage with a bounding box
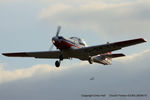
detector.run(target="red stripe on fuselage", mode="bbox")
[53,40,80,50]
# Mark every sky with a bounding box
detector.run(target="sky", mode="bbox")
[0,0,150,100]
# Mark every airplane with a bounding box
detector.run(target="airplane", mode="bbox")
[2,26,147,67]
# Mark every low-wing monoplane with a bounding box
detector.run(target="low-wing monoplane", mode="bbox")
[2,26,147,67]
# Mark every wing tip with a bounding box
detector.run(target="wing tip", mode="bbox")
[130,38,147,43]
[115,53,126,57]
[122,53,126,56]
[2,52,28,57]
[141,38,147,42]
[2,53,9,56]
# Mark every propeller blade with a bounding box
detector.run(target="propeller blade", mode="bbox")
[56,26,61,37]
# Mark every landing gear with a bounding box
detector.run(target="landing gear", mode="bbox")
[59,55,63,61]
[55,60,60,67]
[88,57,93,64]
[55,55,63,67]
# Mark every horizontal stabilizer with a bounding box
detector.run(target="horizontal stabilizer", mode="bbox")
[103,53,125,58]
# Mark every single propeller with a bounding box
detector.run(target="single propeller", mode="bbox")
[49,26,61,50]
[56,26,61,37]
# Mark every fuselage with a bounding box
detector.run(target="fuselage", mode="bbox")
[52,36,112,65]
[52,36,86,50]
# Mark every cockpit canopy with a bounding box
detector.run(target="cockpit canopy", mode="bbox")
[69,37,87,46]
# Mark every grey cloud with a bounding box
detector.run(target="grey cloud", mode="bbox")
[0,64,66,84]
[39,0,150,39]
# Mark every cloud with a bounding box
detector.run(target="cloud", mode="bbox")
[115,49,150,62]
[0,61,87,84]
[0,64,65,84]
[39,0,150,39]
[0,49,150,100]
[113,49,150,74]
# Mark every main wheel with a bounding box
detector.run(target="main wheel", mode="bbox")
[88,57,93,64]
[55,60,60,67]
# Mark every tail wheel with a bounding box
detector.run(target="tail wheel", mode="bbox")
[88,57,93,64]
[55,60,60,67]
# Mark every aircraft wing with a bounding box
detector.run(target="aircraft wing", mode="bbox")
[73,38,146,60]
[2,51,66,59]
[2,38,146,60]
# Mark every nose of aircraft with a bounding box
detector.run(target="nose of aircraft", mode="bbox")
[52,36,58,44]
